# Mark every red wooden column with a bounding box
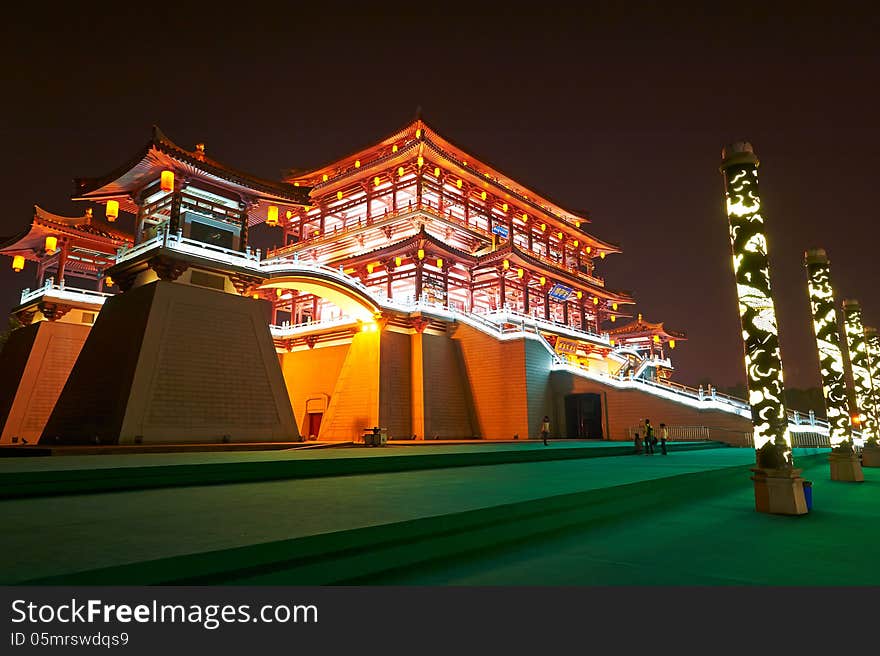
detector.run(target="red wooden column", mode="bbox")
[523,275,530,314]
[543,286,551,320]
[364,181,373,225]
[499,268,506,309]
[56,239,69,283]
[467,269,475,312]
[414,257,424,301]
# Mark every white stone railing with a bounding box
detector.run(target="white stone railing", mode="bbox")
[19,279,114,307]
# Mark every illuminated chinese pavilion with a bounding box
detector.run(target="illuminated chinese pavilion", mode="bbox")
[0,119,758,446]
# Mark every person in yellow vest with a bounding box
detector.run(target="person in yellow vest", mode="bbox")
[660,423,669,455]
[541,416,551,446]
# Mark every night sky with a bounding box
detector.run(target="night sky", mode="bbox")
[1,4,877,390]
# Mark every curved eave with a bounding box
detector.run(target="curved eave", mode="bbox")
[283,119,613,242]
[341,227,479,267]
[475,243,634,302]
[608,320,687,340]
[284,121,419,185]
[73,128,311,208]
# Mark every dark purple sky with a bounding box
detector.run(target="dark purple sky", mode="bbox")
[1,4,878,389]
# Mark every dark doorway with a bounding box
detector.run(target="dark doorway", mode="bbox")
[564,393,603,439]
[307,413,322,440]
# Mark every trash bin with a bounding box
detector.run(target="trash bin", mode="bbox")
[802,480,813,511]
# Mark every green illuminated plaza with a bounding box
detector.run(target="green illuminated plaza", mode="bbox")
[1,442,877,586]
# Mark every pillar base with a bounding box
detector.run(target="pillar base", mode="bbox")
[750,467,808,515]
[829,452,864,481]
[861,445,880,468]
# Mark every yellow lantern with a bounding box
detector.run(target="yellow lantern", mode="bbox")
[367,263,375,274]
[286,210,293,220]
[576,291,583,299]
[417,249,425,260]
[575,221,582,228]
[45,236,58,254]
[653,335,661,344]
[322,174,329,182]
[434,167,440,177]
[395,256,403,267]
[586,246,592,254]
[436,258,443,268]
[669,340,676,350]
[337,191,343,200]
[503,259,510,270]
[398,166,405,176]
[610,315,616,323]
[600,252,606,259]
[517,268,524,278]
[417,156,424,168]
[593,296,599,305]
[106,200,119,222]
[105,275,114,287]
[522,213,528,222]
[612,302,618,311]
[252,293,260,300]
[12,255,25,272]
[415,128,422,138]
[160,170,175,192]
[392,144,398,153]
[573,240,579,247]
[502,203,508,212]
[540,223,546,231]
[456,179,462,189]
[557,231,563,239]
[266,205,279,226]
[355,159,361,168]
[374,176,381,187]
[610,339,615,347]
[481,191,487,201]
[539,276,546,286]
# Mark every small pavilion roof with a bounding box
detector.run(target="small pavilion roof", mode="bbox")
[73,127,311,225]
[0,205,132,267]
[607,313,687,341]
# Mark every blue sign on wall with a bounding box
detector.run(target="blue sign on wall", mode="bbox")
[491,224,509,239]
[548,283,574,302]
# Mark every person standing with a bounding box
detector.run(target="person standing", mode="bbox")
[659,423,669,455]
[644,418,655,455]
[541,416,551,446]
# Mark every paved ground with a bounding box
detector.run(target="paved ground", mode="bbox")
[0,446,767,584]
